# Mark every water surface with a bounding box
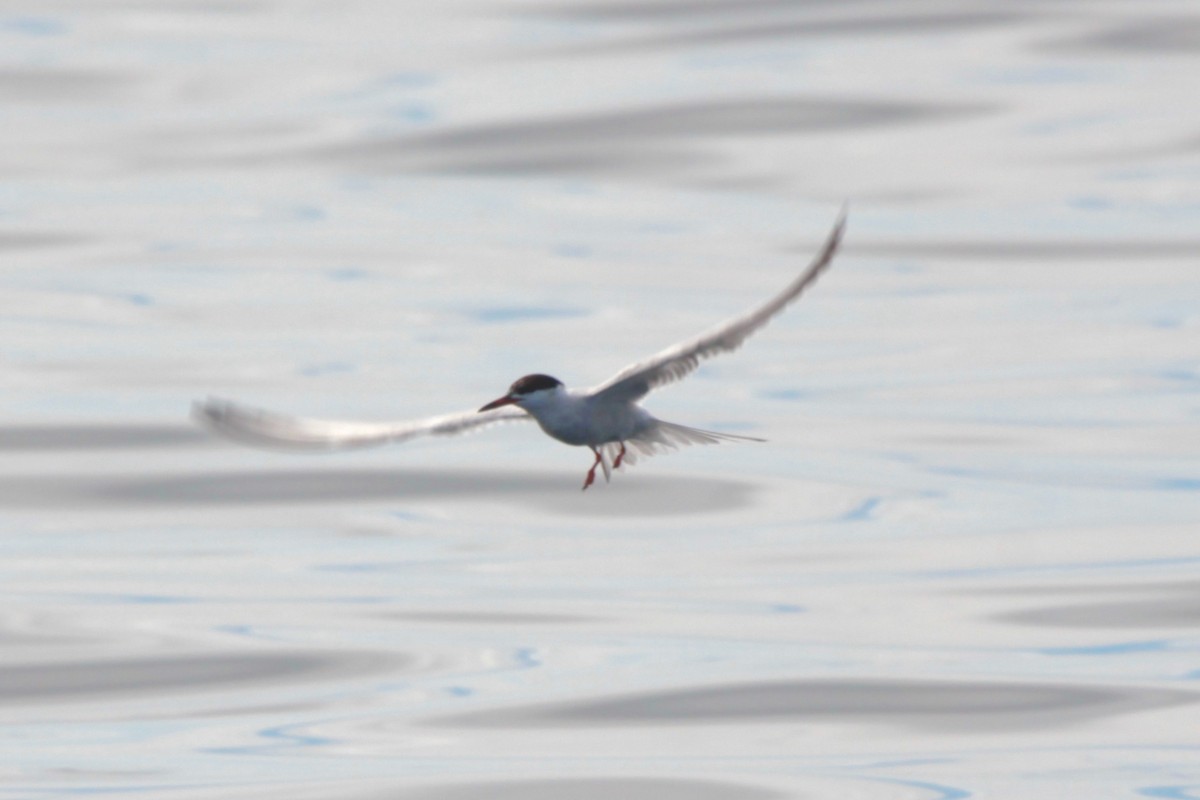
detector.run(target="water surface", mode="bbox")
[2,0,1199,797]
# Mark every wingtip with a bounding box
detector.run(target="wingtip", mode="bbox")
[190,397,213,424]
[189,396,308,450]
[805,203,848,273]
[191,397,253,442]
[191,396,227,425]
[831,202,849,243]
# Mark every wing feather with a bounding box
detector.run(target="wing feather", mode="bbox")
[590,209,846,403]
[192,397,530,451]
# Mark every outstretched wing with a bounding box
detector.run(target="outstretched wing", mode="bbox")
[589,209,846,404]
[193,397,530,451]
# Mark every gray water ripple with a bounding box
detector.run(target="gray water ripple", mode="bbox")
[846,239,1200,261]
[381,777,789,800]
[135,95,995,185]
[429,677,1197,731]
[987,582,1200,630]
[529,10,1025,55]
[0,67,137,103]
[0,424,205,452]
[377,611,605,626]
[0,231,92,251]
[0,468,756,516]
[0,650,400,705]
[529,0,841,21]
[311,97,994,178]
[1049,16,1200,55]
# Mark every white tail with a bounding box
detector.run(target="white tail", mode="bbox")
[593,421,764,480]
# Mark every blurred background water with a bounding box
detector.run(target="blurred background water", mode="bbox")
[2,1,1199,797]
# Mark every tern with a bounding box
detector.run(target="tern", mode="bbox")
[194,210,845,490]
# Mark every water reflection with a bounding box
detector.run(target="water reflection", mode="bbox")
[310,97,994,180]
[987,581,1200,629]
[140,96,994,182]
[0,651,398,704]
[387,777,788,800]
[431,677,1197,731]
[848,239,1200,260]
[2,0,1199,796]
[378,610,605,625]
[0,468,757,515]
[530,9,1025,54]
[1050,17,1200,54]
[0,424,204,451]
[0,231,91,251]
[0,67,136,102]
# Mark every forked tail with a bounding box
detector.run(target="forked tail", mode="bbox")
[592,420,764,481]
[650,420,766,447]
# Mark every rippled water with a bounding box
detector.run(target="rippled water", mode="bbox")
[3,1,1199,797]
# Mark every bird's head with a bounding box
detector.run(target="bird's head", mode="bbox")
[478,374,564,412]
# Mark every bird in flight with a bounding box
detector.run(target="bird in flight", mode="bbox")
[194,210,846,490]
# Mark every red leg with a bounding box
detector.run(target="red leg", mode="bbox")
[582,446,602,491]
[613,442,627,469]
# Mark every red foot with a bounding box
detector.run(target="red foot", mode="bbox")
[613,442,626,469]
[582,447,601,491]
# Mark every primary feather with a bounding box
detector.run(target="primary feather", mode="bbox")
[192,397,530,451]
[590,207,845,404]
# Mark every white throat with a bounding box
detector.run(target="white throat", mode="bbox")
[516,386,594,446]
